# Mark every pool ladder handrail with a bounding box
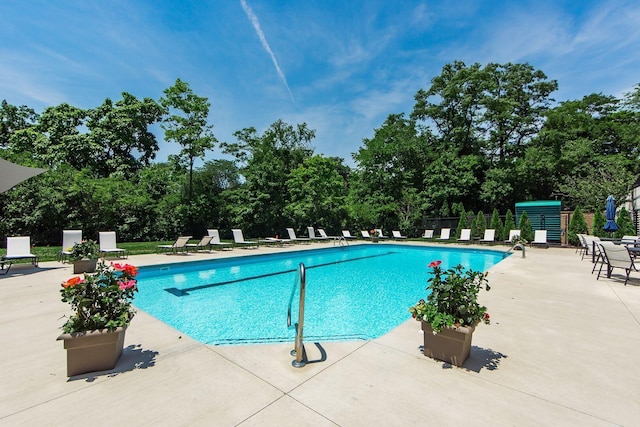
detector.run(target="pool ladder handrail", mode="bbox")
[334,236,349,247]
[287,262,307,368]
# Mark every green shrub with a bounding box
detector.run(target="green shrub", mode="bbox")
[490,208,503,240]
[568,207,588,246]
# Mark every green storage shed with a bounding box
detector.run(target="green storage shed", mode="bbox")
[515,200,561,243]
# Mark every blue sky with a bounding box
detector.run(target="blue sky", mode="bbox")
[1,0,639,166]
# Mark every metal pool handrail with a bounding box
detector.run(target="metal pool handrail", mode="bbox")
[287,262,307,367]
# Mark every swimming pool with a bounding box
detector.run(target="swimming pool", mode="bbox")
[135,244,507,345]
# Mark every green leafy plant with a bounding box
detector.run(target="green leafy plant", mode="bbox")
[68,239,100,261]
[60,261,138,333]
[409,260,491,333]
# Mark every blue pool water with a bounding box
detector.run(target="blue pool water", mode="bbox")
[135,244,507,345]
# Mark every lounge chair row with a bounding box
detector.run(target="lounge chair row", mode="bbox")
[2,230,128,274]
[59,230,127,261]
[420,228,548,246]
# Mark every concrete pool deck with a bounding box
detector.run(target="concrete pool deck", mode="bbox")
[1,242,639,426]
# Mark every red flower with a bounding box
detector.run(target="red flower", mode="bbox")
[484,312,490,320]
[428,260,442,268]
[62,276,85,289]
[112,263,138,277]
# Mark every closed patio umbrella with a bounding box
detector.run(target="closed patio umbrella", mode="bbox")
[603,195,619,233]
[0,158,47,193]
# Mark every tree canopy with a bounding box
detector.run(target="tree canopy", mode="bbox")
[1,62,638,244]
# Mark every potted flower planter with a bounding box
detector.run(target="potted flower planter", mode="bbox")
[410,260,491,368]
[59,261,138,377]
[72,258,98,274]
[57,327,126,376]
[421,321,476,367]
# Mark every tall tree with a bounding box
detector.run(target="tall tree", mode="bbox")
[87,93,164,178]
[0,100,38,147]
[221,119,315,235]
[160,79,217,203]
[10,103,92,169]
[285,155,349,232]
[351,113,429,230]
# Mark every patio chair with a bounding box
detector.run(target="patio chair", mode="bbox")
[207,229,233,249]
[597,242,639,285]
[307,226,329,241]
[621,235,639,246]
[157,236,192,254]
[438,228,451,240]
[505,229,521,245]
[360,230,371,239]
[342,230,355,239]
[531,230,548,248]
[1,236,39,274]
[576,233,586,254]
[422,229,434,239]
[287,228,311,243]
[186,236,213,252]
[318,228,338,239]
[392,230,407,239]
[232,229,258,248]
[374,229,389,239]
[59,229,82,262]
[98,231,127,258]
[581,235,600,261]
[591,241,608,274]
[478,229,496,243]
[457,228,471,242]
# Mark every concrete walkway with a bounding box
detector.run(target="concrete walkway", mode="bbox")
[1,243,639,426]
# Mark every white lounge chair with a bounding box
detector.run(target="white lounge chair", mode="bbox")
[438,228,451,240]
[98,231,127,258]
[458,229,471,242]
[307,226,329,241]
[581,235,600,261]
[207,229,233,249]
[505,229,521,245]
[186,235,213,252]
[287,228,311,243]
[360,230,371,239]
[532,230,548,248]
[342,230,355,239]
[374,229,389,239]
[1,236,39,274]
[157,236,192,254]
[318,229,338,239]
[422,229,434,239]
[232,229,258,248]
[479,229,496,243]
[59,229,82,262]
[597,242,639,285]
[392,230,407,239]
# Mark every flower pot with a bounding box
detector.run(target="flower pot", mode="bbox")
[371,237,379,243]
[72,258,98,274]
[421,321,476,367]
[57,327,126,376]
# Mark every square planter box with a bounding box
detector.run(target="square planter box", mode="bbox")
[57,327,126,376]
[421,321,476,367]
[72,259,98,274]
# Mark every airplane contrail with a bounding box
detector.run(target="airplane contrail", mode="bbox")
[240,0,295,103]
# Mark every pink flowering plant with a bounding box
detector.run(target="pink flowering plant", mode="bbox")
[60,261,139,333]
[409,260,491,333]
